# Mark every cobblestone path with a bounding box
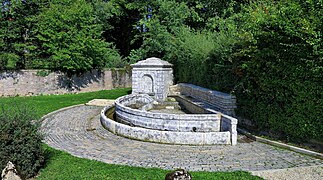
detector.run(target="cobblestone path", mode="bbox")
[41,105,323,172]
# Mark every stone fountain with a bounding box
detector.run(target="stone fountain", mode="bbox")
[100,57,238,145]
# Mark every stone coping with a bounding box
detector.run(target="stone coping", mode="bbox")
[115,94,220,119]
[179,83,235,98]
[131,57,173,68]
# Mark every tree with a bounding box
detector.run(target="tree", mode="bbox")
[91,0,146,57]
[0,0,45,69]
[33,0,121,74]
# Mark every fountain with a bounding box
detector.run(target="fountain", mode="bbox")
[100,57,238,145]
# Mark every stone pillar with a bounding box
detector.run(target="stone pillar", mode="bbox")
[131,57,173,101]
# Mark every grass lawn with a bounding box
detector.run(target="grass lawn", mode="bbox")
[0,89,262,180]
[0,88,131,119]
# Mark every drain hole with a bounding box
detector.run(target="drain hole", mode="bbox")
[86,128,96,132]
[192,127,197,132]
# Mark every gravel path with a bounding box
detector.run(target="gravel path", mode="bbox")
[41,105,323,177]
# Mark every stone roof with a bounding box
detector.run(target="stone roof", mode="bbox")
[131,57,173,68]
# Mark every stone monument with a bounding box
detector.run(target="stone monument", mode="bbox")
[131,57,173,101]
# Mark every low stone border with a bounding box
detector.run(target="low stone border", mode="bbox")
[100,105,231,145]
[238,128,323,160]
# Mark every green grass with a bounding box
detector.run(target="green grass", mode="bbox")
[0,89,262,180]
[0,88,131,119]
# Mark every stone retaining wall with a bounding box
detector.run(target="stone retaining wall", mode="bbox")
[178,83,237,116]
[0,69,131,96]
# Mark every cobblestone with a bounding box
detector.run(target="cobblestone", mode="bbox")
[41,105,323,172]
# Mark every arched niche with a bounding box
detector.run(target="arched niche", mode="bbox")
[141,74,154,95]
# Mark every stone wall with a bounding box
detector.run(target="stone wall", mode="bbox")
[0,69,131,96]
[178,83,237,116]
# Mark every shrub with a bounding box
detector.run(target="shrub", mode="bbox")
[0,103,44,179]
[212,0,323,141]
[0,53,19,70]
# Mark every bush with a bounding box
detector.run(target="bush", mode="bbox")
[0,53,19,70]
[0,103,44,179]
[210,0,323,141]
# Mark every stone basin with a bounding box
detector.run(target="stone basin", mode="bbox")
[100,93,237,145]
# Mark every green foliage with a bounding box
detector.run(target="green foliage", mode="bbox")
[91,0,146,57]
[130,0,197,58]
[164,29,216,85]
[0,0,43,69]
[208,0,323,141]
[34,0,121,74]
[0,103,44,179]
[36,69,50,77]
[236,0,322,140]
[0,53,19,70]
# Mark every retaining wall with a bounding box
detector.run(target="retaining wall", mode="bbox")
[0,69,131,96]
[178,83,237,116]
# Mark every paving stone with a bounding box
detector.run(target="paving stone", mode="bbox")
[41,105,323,172]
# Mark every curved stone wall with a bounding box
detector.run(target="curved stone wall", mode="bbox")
[100,105,231,145]
[115,94,221,132]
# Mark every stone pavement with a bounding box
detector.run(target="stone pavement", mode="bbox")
[251,165,323,180]
[41,105,323,173]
